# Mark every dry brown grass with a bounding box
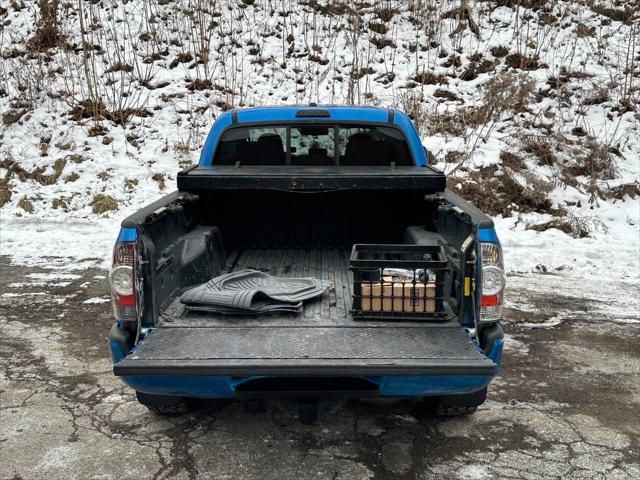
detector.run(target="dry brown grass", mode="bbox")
[0,156,67,186]
[17,197,34,213]
[27,0,61,52]
[448,163,553,217]
[0,178,12,207]
[90,194,118,214]
[396,91,427,136]
[2,108,28,126]
[478,72,536,122]
[413,71,448,85]
[521,135,558,166]
[151,172,166,190]
[527,212,605,238]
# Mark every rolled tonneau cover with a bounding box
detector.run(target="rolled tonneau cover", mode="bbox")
[177,165,446,192]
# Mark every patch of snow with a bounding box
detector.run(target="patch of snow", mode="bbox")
[458,464,492,480]
[27,272,81,280]
[83,297,110,304]
[2,292,47,297]
[504,335,530,354]
[520,316,565,329]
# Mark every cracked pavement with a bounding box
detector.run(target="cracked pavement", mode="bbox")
[1,257,638,479]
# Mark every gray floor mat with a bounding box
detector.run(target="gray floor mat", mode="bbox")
[180,269,332,314]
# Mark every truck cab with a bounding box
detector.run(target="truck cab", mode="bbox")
[107,106,505,422]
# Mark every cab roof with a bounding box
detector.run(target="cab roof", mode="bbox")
[227,105,399,124]
[199,105,427,166]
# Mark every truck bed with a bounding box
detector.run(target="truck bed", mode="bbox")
[161,248,456,327]
[116,239,494,378]
[118,247,493,377]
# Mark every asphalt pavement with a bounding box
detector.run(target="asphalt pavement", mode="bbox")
[1,256,638,480]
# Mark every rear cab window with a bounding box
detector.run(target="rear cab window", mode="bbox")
[213,124,413,166]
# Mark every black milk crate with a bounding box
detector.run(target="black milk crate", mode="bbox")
[350,244,449,321]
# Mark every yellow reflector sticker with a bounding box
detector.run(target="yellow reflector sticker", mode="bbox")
[464,277,471,296]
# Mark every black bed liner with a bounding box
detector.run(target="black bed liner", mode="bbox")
[114,248,494,377]
[177,165,446,192]
[160,248,456,327]
[161,248,356,327]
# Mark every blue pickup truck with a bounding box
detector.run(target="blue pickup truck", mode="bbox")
[107,106,505,423]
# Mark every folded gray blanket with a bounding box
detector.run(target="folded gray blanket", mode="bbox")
[180,269,332,315]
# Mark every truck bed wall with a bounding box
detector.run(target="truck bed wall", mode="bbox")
[199,190,435,249]
[134,190,475,326]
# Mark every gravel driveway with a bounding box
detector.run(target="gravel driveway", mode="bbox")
[1,257,638,480]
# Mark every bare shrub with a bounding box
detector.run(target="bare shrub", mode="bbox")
[0,156,67,185]
[28,0,61,51]
[55,1,154,128]
[397,90,427,136]
[151,172,166,190]
[2,107,27,126]
[591,3,634,24]
[413,70,448,85]
[442,0,480,38]
[426,109,468,136]
[499,150,526,172]
[585,139,617,180]
[0,163,12,207]
[90,194,118,214]
[528,213,607,238]
[490,46,509,58]
[506,53,541,70]
[582,88,609,106]
[448,165,552,217]
[584,139,618,204]
[520,135,558,166]
[478,72,536,123]
[18,197,34,213]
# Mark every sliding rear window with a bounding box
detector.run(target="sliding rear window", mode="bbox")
[213,124,413,166]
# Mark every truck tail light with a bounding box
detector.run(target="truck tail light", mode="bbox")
[109,242,137,321]
[479,242,505,322]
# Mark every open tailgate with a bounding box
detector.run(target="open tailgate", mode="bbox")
[113,326,495,376]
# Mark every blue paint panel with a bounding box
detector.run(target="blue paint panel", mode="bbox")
[109,339,125,363]
[235,105,390,124]
[379,375,493,396]
[199,106,427,166]
[487,338,504,369]
[116,227,137,243]
[117,373,495,398]
[393,110,427,166]
[199,111,233,166]
[121,375,236,397]
[478,227,500,244]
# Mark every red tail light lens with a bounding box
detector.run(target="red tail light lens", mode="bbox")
[480,243,505,322]
[110,242,136,321]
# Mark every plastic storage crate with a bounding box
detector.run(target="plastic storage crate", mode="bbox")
[350,244,449,321]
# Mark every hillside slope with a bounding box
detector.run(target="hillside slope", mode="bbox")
[0,0,638,314]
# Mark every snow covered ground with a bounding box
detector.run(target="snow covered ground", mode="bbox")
[0,0,638,317]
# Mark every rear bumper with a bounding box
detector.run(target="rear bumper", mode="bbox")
[113,357,496,377]
[118,373,495,399]
[109,323,503,399]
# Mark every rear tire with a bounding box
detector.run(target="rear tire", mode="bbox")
[434,387,487,417]
[136,391,188,414]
